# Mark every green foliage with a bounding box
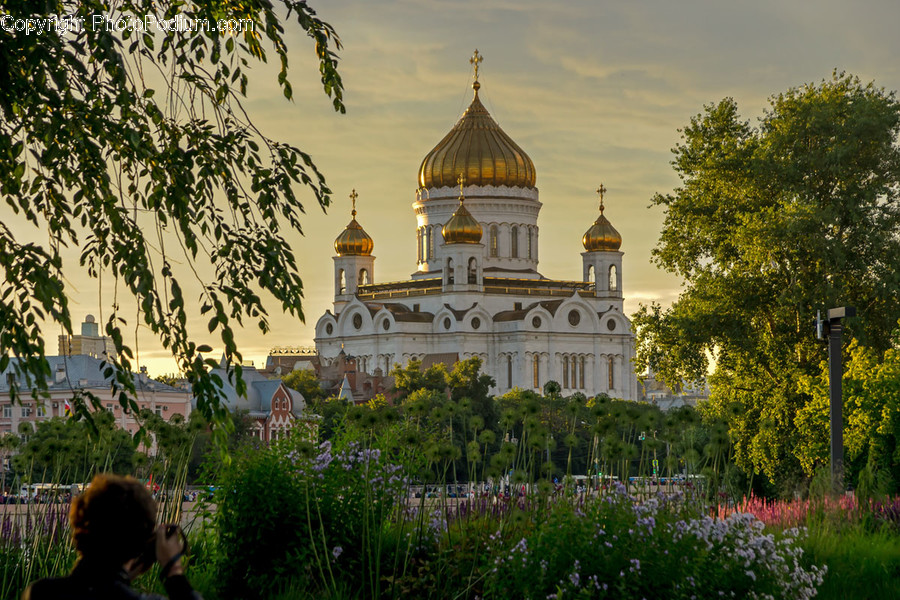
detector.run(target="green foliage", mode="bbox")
[0,0,344,445]
[635,73,900,487]
[282,369,327,404]
[12,414,135,483]
[795,337,900,489]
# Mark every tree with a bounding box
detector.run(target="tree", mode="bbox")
[634,73,900,489]
[281,368,326,403]
[0,1,344,443]
[795,334,900,491]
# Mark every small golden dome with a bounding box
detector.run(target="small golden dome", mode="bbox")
[418,82,536,189]
[583,186,622,252]
[334,190,374,256]
[442,200,483,244]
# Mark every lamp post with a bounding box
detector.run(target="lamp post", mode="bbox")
[816,306,855,492]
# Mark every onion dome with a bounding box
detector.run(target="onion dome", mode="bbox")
[442,188,483,244]
[418,51,536,189]
[582,185,622,252]
[334,190,374,256]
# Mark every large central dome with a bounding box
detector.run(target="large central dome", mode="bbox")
[418,83,536,189]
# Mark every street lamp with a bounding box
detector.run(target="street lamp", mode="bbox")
[816,306,856,492]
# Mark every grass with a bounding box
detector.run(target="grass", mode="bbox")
[801,524,900,600]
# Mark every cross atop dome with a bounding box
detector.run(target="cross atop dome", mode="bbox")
[596,184,607,214]
[457,173,466,200]
[470,49,483,93]
[350,188,359,217]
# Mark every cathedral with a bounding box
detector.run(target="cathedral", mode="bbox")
[313,52,637,401]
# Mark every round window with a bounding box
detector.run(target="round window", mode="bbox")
[532,316,542,328]
[325,323,333,335]
[606,319,616,331]
[471,317,481,330]
[443,317,452,330]
[382,319,390,331]
[568,310,581,326]
[353,314,363,329]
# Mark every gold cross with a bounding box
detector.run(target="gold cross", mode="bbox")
[457,173,466,200]
[349,189,358,216]
[470,49,483,82]
[596,184,607,212]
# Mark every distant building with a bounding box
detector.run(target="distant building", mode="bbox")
[0,355,191,438]
[640,369,709,410]
[58,315,116,360]
[204,360,315,442]
[263,347,318,377]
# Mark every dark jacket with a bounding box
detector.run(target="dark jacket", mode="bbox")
[22,559,202,600]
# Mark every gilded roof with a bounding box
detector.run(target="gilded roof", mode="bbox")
[418,86,536,189]
[582,209,622,252]
[442,200,483,244]
[334,191,374,256]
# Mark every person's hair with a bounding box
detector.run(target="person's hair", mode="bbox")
[69,474,158,566]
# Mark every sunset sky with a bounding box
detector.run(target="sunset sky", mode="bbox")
[13,0,900,374]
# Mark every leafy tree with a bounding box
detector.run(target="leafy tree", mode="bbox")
[12,413,135,483]
[281,368,326,403]
[795,334,900,491]
[635,73,900,489]
[390,359,449,399]
[0,0,344,444]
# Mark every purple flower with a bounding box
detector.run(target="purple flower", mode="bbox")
[332,546,343,560]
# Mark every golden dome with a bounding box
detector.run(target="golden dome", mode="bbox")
[334,190,374,256]
[583,187,622,252]
[418,82,536,189]
[442,199,483,244]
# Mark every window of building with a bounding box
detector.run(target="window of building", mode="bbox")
[490,225,498,257]
[511,226,518,258]
[36,405,46,418]
[532,354,540,389]
[580,356,586,389]
[588,264,595,284]
[338,269,346,295]
[105,404,113,414]
[467,258,477,284]
[446,258,454,285]
[609,265,618,291]
[562,356,569,389]
[417,228,423,262]
[527,227,533,259]
[155,406,162,416]
[608,356,614,390]
[422,227,429,261]
[507,355,513,389]
[428,226,435,259]
[2,405,10,419]
[358,268,369,285]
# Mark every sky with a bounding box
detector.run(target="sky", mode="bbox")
[12,0,900,374]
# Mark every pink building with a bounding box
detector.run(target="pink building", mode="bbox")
[0,355,192,438]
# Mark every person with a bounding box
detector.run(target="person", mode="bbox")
[23,473,201,600]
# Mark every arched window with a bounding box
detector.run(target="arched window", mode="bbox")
[562,356,569,389]
[609,265,618,291]
[422,228,429,261]
[467,257,478,284]
[446,258,455,285]
[527,227,533,259]
[417,228,423,263]
[510,226,518,258]
[580,356,586,389]
[428,226,435,259]
[490,225,499,257]
[532,354,540,389]
[587,264,595,284]
[358,268,369,285]
[339,269,346,295]
[608,356,614,390]
[507,355,513,389]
